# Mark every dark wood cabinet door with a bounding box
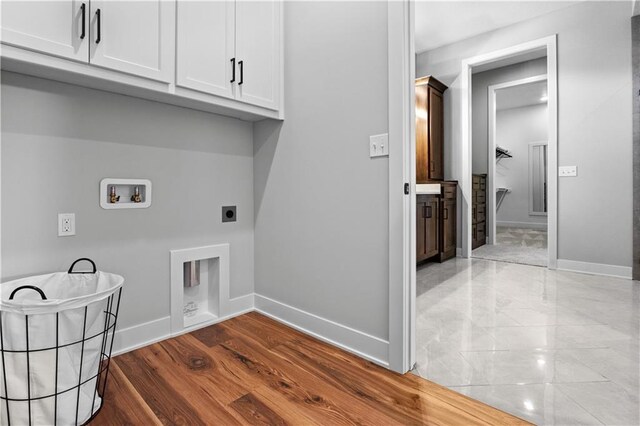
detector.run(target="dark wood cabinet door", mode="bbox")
[425,196,440,258]
[441,198,456,256]
[416,200,427,262]
[428,88,444,180]
[416,85,429,183]
[471,174,487,250]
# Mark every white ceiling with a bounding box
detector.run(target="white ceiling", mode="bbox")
[496,80,547,110]
[415,1,579,53]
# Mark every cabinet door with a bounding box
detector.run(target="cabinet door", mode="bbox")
[428,88,444,180]
[176,1,235,99]
[1,1,88,62]
[442,199,456,255]
[425,196,440,258]
[416,200,427,262]
[235,0,280,110]
[89,0,174,82]
[415,84,429,183]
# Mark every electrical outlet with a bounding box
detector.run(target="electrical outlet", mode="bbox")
[222,206,236,223]
[558,166,577,177]
[369,133,389,158]
[58,213,75,237]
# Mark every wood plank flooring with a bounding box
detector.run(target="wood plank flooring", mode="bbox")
[93,312,529,425]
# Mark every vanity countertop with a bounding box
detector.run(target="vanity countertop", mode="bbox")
[416,183,441,195]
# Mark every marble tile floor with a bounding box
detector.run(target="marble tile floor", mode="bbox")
[413,258,640,425]
[496,226,548,249]
[473,227,548,267]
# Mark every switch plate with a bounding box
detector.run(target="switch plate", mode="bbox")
[369,133,389,158]
[58,213,75,236]
[559,166,577,177]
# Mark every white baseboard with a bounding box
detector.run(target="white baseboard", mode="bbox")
[254,294,389,368]
[112,293,390,370]
[223,293,254,317]
[112,316,171,356]
[497,221,547,230]
[557,259,632,280]
[112,293,255,356]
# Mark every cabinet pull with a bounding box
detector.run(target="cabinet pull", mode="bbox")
[95,9,101,44]
[238,60,244,85]
[422,205,427,219]
[444,208,448,220]
[80,3,86,39]
[426,205,432,218]
[230,58,236,83]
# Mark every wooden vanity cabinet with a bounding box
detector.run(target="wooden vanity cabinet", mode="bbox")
[438,182,457,262]
[416,76,447,182]
[417,194,440,262]
[417,181,458,264]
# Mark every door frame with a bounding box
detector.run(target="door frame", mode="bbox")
[487,74,548,245]
[387,0,415,373]
[460,35,558,269]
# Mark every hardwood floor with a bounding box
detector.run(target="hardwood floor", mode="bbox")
[93,312,529,425]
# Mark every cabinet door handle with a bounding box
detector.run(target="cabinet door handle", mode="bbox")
[426,205,432,218]
[95,9,101,44]
[230,58,236,83]
[238,60,244,85]
[444,208,448,220]
[80,3,86,39]
[422,205,427,219]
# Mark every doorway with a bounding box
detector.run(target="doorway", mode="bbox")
[460,37,558,269]
[472,74,550,267]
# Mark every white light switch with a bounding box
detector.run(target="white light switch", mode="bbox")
[58,213,76,237]
[559,166,577,177]
[369,133,389,158]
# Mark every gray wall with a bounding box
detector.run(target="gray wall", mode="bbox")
[1,71,255,330]
[254,1,390,340]
[417,1,633,267]
[496,104,548,227]
[472,58,547,174]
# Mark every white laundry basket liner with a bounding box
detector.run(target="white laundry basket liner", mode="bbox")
[0,259,123,426]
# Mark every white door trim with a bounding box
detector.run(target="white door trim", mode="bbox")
[460,35,558,269]
[387,0,415,373]
[487,74,547,245]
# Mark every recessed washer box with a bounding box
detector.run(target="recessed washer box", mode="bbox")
[100,178,152,209]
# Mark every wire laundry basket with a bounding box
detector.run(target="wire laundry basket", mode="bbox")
[0,258,124,426]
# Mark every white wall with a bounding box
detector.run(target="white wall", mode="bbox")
[253,2,390,362]
[417,1,633,268]
[472,58,547,174]
[495,104,548,227]
[1,71,255,332]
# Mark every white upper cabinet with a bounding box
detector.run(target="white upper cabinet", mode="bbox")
[0,0,282,119]
[89,0,174,82]
[176,1,236,99]
[1,1,89,62]
[175,0,281,111]
[235,0,280,110]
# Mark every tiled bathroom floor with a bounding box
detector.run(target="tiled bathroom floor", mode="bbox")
[472,227,548,267]
[413,258,639,425]
[496,227,548,249]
